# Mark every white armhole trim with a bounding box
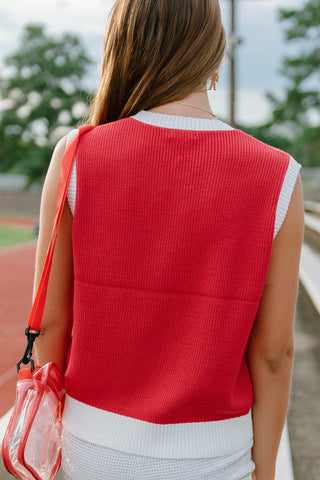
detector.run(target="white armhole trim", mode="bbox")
[66,128,79,215]
[274,155,302,240]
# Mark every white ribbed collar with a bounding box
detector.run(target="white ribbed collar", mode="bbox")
[130,110,234,131]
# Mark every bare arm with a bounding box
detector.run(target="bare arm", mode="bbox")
[247,173,304,480]
[33,135,73,376]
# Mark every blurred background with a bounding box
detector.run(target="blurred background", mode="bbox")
[0,1,319,479]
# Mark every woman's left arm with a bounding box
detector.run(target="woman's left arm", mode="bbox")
[33,134,74,377]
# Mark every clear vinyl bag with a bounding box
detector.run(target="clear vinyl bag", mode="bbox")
[1,362,65,480]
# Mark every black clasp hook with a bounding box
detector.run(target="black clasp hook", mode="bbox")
[17,327,41,373]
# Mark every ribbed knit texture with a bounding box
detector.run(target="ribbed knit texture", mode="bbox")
[64,117,292,428]
[62,394,253,458]
[274,156,302,236]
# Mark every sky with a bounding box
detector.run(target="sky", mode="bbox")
[0,0,306,126]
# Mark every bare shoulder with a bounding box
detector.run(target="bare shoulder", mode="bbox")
[38,133,70,242]
[43,135,68,193]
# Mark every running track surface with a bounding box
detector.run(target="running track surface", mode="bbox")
[0,216,36,227]
[0,242,37,416]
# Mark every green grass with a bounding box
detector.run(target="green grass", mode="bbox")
[0,224,35,249]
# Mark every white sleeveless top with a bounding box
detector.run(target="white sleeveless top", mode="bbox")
[61,111,302,480]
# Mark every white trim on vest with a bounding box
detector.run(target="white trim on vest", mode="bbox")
[62,394,253,459]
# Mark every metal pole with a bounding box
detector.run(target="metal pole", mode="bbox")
[230,0,236,127]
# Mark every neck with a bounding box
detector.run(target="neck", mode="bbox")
[148,88,215,119]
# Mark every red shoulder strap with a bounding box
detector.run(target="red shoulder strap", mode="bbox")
[28,125,95,331]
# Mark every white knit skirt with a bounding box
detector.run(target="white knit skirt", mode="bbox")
[61,427,255,480]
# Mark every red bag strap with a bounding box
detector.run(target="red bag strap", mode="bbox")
[17,125,94,371]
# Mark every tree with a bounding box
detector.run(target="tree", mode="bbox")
[266,0,320,134]
[0,24,92,184]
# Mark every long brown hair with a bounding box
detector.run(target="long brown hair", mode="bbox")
[89,0,226,125]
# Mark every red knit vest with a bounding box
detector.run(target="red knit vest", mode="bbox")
[64,118,290,424]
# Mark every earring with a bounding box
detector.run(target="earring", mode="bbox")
[209,72,219,90]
